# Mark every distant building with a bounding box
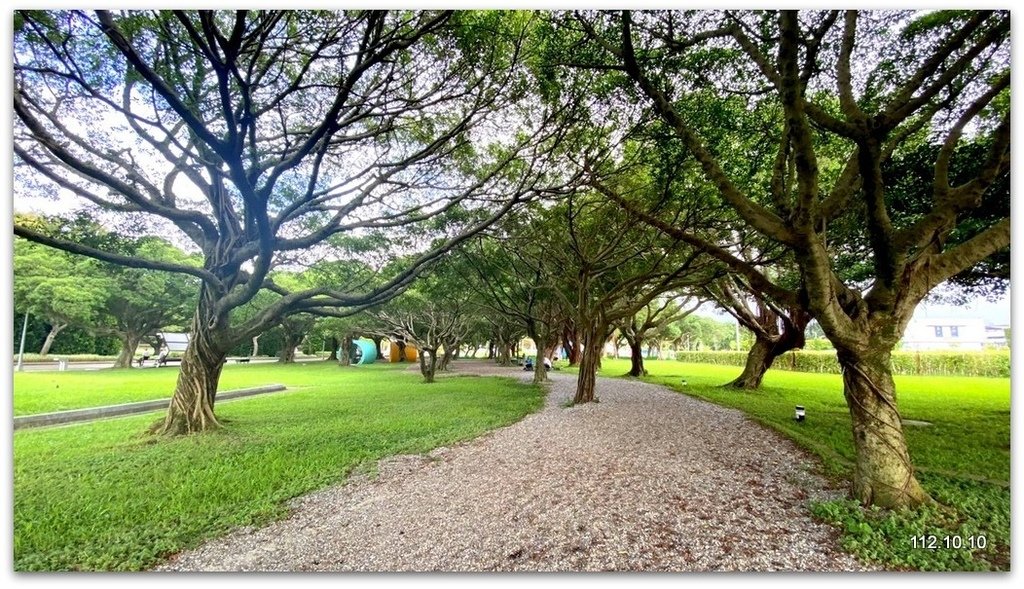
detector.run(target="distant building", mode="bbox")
[985,324,1009,348]
[902,317,988,351]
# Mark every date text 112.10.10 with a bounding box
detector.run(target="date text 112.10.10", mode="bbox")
[910,535,987,550]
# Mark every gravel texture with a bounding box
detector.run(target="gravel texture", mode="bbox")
[156,362,869,572]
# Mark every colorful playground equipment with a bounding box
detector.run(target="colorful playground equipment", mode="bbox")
[339,337,418,364]
[387,339,418,363]
[349,338,378,364]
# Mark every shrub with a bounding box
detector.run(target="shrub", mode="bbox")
[674,349,1009,378]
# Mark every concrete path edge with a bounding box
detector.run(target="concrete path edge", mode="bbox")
[14,384,287,430]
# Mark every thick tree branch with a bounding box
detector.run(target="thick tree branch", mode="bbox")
[610,11,799,246]
[836,11,862,119]
[923,218,1010,294]
[589,177,798,308]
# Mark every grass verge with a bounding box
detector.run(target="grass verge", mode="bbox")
[578,358,1010,571]
[14,359,356,416]
[13,363,544,571]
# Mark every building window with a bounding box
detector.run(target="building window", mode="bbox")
[934,325,943,337]
[950,326,959,338]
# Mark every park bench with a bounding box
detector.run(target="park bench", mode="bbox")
[134,332,190,367]
[135,353,182,367]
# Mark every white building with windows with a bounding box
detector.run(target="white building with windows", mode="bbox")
[985,324,1009,347]
[901,317,988,351]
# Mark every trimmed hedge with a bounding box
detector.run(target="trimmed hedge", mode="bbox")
[674,349,1010,378]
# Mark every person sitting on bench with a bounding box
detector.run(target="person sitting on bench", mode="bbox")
[155,347,169,367]
[543,356,552,371]
[523,356,534,371]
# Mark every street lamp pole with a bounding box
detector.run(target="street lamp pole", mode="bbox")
[16,312,29,372]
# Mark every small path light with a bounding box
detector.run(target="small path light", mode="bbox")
[794,405,806,422]
[680,379,687,386]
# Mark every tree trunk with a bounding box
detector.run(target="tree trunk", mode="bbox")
[153,308,226,435]
[113,332,142,369]
[726,310,808,389]
[278,337,297,363]
[251,334,260,358]
[39,322,66,356]
[837,348,930,508]
[339,334,353,366]
[543,343,558,359]
[326,336,339,361]
[440,343,455,371]
[573,326,603,404]
[562,323,581,366]
[495,336,511,366]
[725,335,775,389]
[420,348,438,383]
[396,340,407,362]
[533,354,547,384]
[529,333,550,384]
[487,339,495,359]
[373,336,383,360]
[625,336,646,377]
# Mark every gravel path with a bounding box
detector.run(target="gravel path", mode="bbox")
[157,364,869,572]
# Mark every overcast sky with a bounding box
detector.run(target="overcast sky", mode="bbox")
[911,292,1011,326]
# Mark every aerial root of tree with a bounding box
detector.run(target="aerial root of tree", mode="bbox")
[842,356,931,508]
[150,397,222,435]
[150,403,222,436]
[151,321,227,435]
[149,376,222,435]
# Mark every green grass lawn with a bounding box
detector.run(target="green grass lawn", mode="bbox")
[582,358,1010,571]
[14,360,349,416]
[13,363,544,571]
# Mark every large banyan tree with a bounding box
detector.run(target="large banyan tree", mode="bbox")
[566,10,1009,508]
[13,10,574,434]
